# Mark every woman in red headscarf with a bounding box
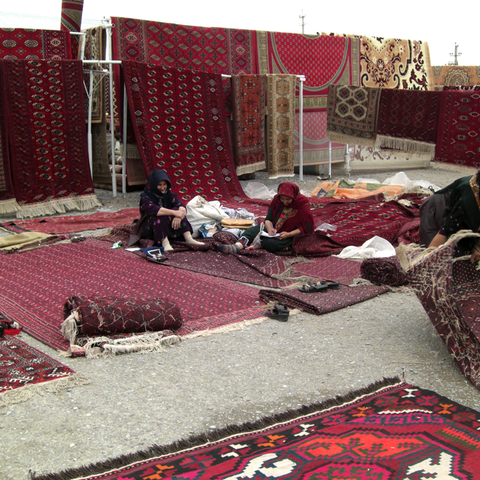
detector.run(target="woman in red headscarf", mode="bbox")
[218,182,314,254]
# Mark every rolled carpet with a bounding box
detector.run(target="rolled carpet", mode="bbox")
[61,295,183,344]
[360,257,408,286]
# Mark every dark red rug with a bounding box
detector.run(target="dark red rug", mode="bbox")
[0,238,264,351]
[408,236,480,389]
[295,195,420,256]
[1,209,139,234]
[0,334,87,407]
[1,59,99,217]
[259,283,388,315]
[122,60,268,213]
[30,377,480,480]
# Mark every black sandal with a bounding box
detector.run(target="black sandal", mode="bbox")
[264,304,289,322]
[299,282,328,293]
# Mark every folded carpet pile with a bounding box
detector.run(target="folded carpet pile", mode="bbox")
[61,295,183,346]
[360,256,409,286]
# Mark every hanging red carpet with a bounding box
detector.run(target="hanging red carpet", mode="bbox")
[0,28,72,60]
[0,334,88,407]
[30,377,480,480]
[122,60,257,207]
[231,74,266,176]
[1,59,100,218]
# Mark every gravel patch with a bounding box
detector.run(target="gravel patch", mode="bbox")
[1,162,479,479]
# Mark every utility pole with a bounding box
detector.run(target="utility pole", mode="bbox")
[449,43,462,66]
[299,11,305,34]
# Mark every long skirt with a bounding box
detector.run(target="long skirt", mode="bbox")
[141,215,193,245]
[240,225,293,253]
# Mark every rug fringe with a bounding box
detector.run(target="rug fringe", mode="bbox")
[0,198,20,214]
[29,376,403,480]
[376,135,436,160]
[0,373,90,409]
[15,195,102,219]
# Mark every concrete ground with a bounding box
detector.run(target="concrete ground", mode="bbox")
[1,162,480,479]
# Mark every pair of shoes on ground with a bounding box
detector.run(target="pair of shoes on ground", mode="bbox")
[264,304,289,322]
[299,280,340,293]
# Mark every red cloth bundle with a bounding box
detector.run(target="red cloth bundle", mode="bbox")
[360,257,408,287]
[62,295,183,343]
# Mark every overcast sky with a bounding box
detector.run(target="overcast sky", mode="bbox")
[1,0,477,66]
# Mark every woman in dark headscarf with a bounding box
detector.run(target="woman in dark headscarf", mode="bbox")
[128,169,202,250]
[420,171,480,262]
[218,182,314,254]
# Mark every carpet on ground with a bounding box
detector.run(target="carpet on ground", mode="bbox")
[231,74,266,176]
[403,232,480,390]
[30,377,480,480]
[294,194,422,256]
[1,209,139,234]
[0,238,265,352]
[259,282,388,315]
[1,59,100,218]
[0,334,89,408]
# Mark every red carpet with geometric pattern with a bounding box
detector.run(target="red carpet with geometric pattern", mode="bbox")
[0,238,265,351]
[0,334,85,407]
[30,377,480,480]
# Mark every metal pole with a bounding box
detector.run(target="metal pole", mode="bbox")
[298,75,305,182]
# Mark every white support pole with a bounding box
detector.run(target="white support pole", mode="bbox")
[328,139,332,178]
[298,75,305,182]
[87,70,94,179]
[122,83,128,196]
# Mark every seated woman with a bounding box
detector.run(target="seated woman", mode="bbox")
[218,182,314,254]
[419,171,480,262]
[128,169,203,251]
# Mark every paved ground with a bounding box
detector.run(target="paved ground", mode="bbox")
[1,162,480,479]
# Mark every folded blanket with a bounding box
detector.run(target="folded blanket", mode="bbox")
[61,295,183,344]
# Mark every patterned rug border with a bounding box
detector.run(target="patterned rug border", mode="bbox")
[31,377,402,480]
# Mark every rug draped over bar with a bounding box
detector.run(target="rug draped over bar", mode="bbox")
[432,65,480,87]
[60,0,84,59]
[0,28,72,60]
[122,60,263,207]
[1,59,100,218]
[376,89,440,160]
[231,74,266,175]
[326,84,380,146]
[30,377,480,480]
[266,74,296,178]
[360,37,432,90]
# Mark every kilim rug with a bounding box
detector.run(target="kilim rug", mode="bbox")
[432,65,480,88]
[1,209,139,234]
[122,60,264,209]
[404,233,480,389]
[0,28,72,60]
[231,74,266,176]
[435,90,480,168]
[266,75,296,179]
[326,84,381,146]
[257,31,360,111]
[32,377,480,480]
[259,282,388,315]
[360,37,432,90]
[1,59,101,218]
[377,89,441,159]
[0,334,88,407]
[295,195,419,256]
[0,238,265,352]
